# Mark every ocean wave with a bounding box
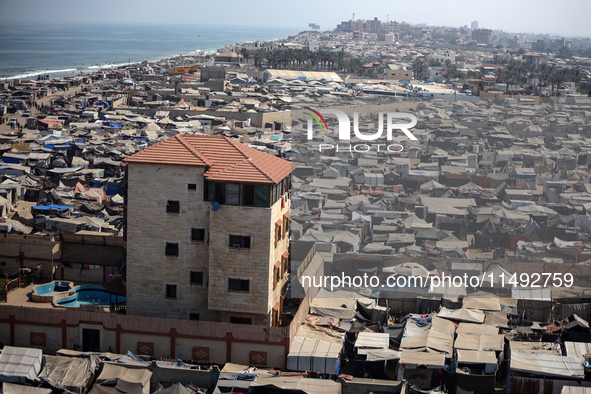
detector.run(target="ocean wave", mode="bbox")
[3,68,77,80]
[86,62,135,70]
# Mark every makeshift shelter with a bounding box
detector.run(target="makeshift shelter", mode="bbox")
[510,351,584,379]
[286,324,344,374]
[1,383,51,394]
[37,355,99,394]
[354,332,390,356]
[286,336,342,374]
[0,347,42,384]
[462,297,502,311]
[153,383,195,394]
[90,364,152,394]
[455,350,498,374]
[454,333,504,351]
[437,307,486,324]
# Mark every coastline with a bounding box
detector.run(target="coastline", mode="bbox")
[0,23,302,81]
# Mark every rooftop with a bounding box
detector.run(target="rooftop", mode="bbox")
[123,134,292,184]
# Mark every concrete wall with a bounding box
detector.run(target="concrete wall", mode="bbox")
[126,163,210,320]
[0,305,290,367]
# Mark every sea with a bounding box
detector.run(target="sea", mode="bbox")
[0,23,302,81]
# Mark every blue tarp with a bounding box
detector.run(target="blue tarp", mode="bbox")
[106,183,119,196]
[32,204,73,212]
[104,122,122,128]
[2,156,23,164]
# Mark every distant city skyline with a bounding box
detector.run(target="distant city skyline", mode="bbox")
[2,0,590,38]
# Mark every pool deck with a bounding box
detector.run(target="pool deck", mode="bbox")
[5,284,110,311]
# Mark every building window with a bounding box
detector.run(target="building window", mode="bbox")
[165,284,177,299]
[166,200,180,213]
[281,255,287,277]
[189,313,200,321]
[230,316,252,325]
[274,223,281,247]
[242,184,255,206]
[165,242,179,256]
[204,181,214,201]
[191,228,205,242]
[229,235,250,249]
[226,183,240,205]
[228,278,249,292]
[190,271,204,285]
[188,183,197,191]
[273,266,280,289]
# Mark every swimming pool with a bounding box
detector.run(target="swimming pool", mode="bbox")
[32,281,74,302]
[55,285,126,307]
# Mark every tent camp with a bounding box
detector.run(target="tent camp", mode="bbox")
[354,332,390,356]
[1,383,51,394]
[37,355,99,394]
[0,347,42,384]
[287,324,344,374]
[455,350,498,374]
[89,363,152,394]
[510,351,584,379]
[437,307,486,323]
[454,333,504,351]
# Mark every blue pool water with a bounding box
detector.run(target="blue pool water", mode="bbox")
[56,285,126,307]
[34,281,71,296]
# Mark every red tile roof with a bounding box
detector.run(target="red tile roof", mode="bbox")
[123,135,292,184]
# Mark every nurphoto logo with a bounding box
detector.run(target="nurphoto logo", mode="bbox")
[304,107,418,152]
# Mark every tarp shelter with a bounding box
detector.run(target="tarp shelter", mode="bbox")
[454,333,504,351]
[1,383,51,394]
[455,350,498,374]
[90,363,152,394]
[365,349,402,362]
[462,297,501,311]
[399,350,445,369]
[287,324,344,374]
[354,332,390,355]
[249,376,341,394]
[510,351,584,379]
[437,307,486,323]
[287,336,342,374]
[37,355,99,394]
[565,342,591,358]
[153,383,195,394]
[0,347,42,384]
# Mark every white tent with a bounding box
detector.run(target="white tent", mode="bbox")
[1,383,51,394]
[354,332,390,355]
[510,351,584,379]
[437,307,486,324]
[287,325,344,374]
[286,336,342,374]
[0,347,42,384]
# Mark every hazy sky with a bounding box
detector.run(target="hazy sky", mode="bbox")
[2,0,590,38]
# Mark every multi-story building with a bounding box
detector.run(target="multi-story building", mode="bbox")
[471,21,479,30]
[472,28,493,44]
[123,135,292,327]
[364,17,382,33]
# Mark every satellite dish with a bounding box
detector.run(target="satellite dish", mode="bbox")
[212,201,220,211]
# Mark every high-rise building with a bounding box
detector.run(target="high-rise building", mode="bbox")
[123,135,292,327]
[471,21,479,30]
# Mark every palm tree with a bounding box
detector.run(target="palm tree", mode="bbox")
[240,48,251,64]
[412,58,427,80]
[549,69,567,96]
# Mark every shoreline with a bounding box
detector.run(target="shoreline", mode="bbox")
[0,24,303,82]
